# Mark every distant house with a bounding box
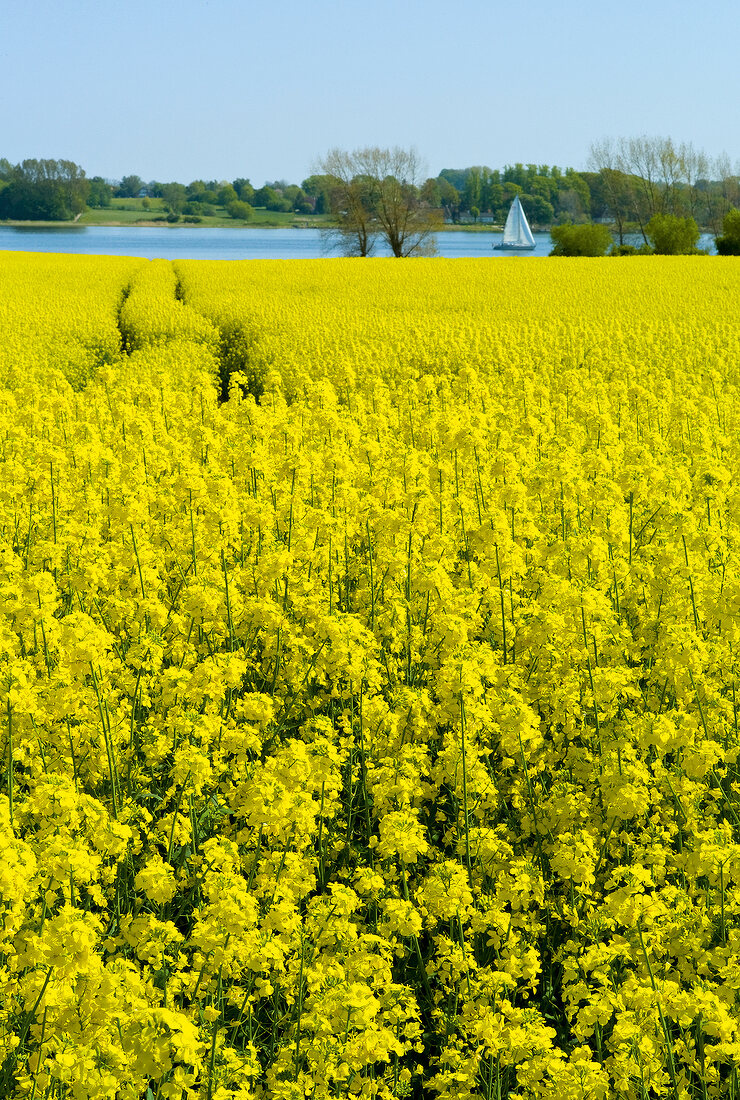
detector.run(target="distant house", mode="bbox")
[458,212,495,225]
[137,187,149,199]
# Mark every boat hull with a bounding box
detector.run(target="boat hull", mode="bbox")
[493,244,536,251]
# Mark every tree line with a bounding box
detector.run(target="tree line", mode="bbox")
[587,136,740,242]
[0,156,610,231]
[1,138,739,256]
[0,162,323,224]
[314,140,740,257]
[0,159,91,221]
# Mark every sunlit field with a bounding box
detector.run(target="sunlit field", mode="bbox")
[3,251,740,1099]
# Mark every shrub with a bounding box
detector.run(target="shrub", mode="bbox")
[715,208,740,255]
[227,200,253,221]
[550,223,613,257]
[646,213,700,255]
[609,243,654,256]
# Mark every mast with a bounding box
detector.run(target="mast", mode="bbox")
[500,196,535,249]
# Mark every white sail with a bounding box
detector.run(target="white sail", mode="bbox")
[501,196,536,248]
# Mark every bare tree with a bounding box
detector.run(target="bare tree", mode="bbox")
[317,146,442,257]
[655,137,686,214]
[588,139,633,244]
[710,153,740,231]
[318,148,379,256]
[592,135,714,242]
[681,143,710,221]
[359,146,442,256]
[616,136,663,239]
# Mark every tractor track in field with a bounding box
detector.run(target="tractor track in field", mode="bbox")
[112,259,263,403]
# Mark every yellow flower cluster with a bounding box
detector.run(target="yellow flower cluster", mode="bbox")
[2,251,740,1099]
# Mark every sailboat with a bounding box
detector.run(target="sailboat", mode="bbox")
[493,195,536,251]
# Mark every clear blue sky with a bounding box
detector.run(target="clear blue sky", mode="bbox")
[2,0,738,186]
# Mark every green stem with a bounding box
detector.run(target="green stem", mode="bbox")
[459,694,473,889]
[221,550,235,652]
[129,523,146,600]
[637,923,679,1099]
[89,664,119,819]
[6,698,13,828]
[189,489,197,577]
[495,544,507,663]
[293,934,305,1080]
[366,520,375,630]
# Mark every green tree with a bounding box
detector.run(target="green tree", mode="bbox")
[646,213,700,254]
[438,167,468,192]
[463,167,483,213]
[521,193,554,227]
[551,170,590,223]
[715,207,740,254]
[217,184,238,207]
[253,185,277,208]
[232,178,255,203]
[420,178,441,207]
[227,200,253,221]
[0,159,89,220]
[118,174,144,197]
[281,184,300,205]
[187,179,207,199]
[488,182,505,222]
[302,175,333,214]
[291,189,313,214]
[555,189,587,222]
[550,222,613,256]
[88,176,113,208]
[253,182,294,212]
[579,171,609,220]
[161,183,187,216]
[437,177,460,221]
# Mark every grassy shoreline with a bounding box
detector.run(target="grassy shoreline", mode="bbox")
[1,197,505,232]
[1,217,507,232]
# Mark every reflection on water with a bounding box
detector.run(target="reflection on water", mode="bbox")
[0,225,716,260]
[12,225,88,233]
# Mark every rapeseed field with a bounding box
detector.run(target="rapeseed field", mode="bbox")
[2,251,740,1099]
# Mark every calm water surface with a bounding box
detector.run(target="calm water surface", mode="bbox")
[0,225,557,260]
[0,225,716,260]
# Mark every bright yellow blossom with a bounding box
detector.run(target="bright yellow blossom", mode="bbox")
[2,251,740,1098]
